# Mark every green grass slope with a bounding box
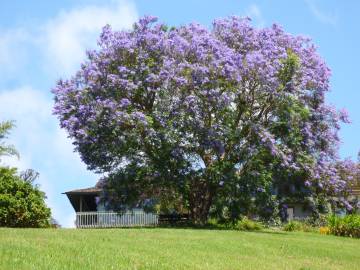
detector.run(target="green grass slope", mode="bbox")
[0,228,359,270]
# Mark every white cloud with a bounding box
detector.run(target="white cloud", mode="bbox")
[304,0,338,26]
[0,86,90,172]
[0,0,138,227]
[0,87,52,151]
[245,4,265,28]
[0,28,34,82]
[0,0,138,81]
[42,0,138,77]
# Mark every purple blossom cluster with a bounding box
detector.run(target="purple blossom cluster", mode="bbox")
[315,158,360,210]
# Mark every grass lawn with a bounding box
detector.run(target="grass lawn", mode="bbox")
[0,228,359,270]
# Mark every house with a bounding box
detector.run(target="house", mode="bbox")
[63,187,101,213]
[63,187,158,228]
[349,181,360,212]
[285,202,312,221]
[286,182,360,220]
[64,181,360,227]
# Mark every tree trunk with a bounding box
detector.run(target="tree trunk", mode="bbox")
[188,179,214,225]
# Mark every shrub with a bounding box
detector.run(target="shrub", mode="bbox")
[236,217,263,231]
[327,214,360,238]
[283,221,302,231]
[303,214,328,227]
[0,167,51,227]
[283,220,315,232]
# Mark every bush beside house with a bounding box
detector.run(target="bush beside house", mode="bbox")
[0,167,51,227]
[327,214,360,238]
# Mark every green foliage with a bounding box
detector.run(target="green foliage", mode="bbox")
[0,167,51,227]
[277,49,301,89]
[205,217,264,231]
[283,221,303,231]
[303,214,329,227]
[327,214,360,238]
[0,120,19,160]
[283,220,315,232]
[235,217,263,231]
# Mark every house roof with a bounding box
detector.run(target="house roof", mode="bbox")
[62,187,102,195]
[63,187,101,212]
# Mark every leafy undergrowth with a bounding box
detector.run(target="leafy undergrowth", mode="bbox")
[282,215,360,238]
[204,217,264,231]
[0,228,359,270]
[283,220,316,232]
[235,217,264,231]
[328,214,360,238]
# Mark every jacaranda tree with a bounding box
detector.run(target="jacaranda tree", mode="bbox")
[53,16,351,224]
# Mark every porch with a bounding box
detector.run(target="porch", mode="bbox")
[75,211,159,228]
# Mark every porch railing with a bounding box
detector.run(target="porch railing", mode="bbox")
[75,211,159,228]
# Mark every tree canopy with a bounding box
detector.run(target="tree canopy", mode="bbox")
[0,167,51,227]
[53,16,354,224]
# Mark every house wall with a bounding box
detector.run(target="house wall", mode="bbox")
[293,204,312,219]
[287,204,312,220]
[97,202,106,212]
[96,202,148,214]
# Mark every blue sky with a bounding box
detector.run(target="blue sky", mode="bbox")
[0,0,359,227]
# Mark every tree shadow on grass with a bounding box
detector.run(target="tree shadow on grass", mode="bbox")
[97,224,287,235]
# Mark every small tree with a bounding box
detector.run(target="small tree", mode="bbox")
[0,120,51,227]
[0,167,51,227]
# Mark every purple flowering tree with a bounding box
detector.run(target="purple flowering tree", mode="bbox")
[318,159,360,213]
[53,16,350,224]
